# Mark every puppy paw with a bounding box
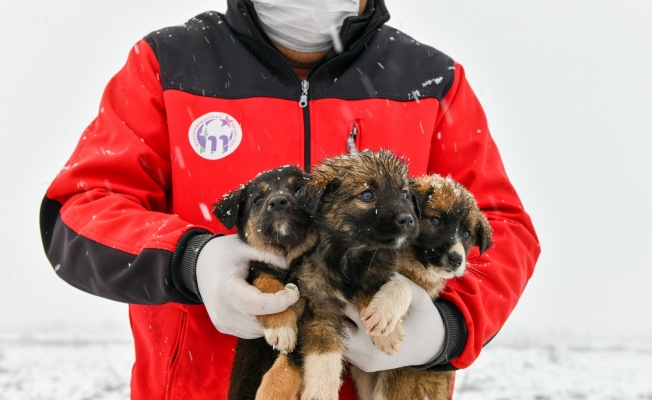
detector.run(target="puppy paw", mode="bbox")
[361,281,411,336]
[300,388,339,400]
[361,305,395,336]
[301,353,343,400]
[300,377,340,400]
[264,326,297,353]
[256,359,301,400]
[371,322,405,355]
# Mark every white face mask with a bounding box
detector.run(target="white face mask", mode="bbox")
[251,0,361,53]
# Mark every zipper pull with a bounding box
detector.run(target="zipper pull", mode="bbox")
[347,124,358,154]
[299,80,309,108]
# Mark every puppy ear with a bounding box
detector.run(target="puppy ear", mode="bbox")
[475,212,493,254]
[213,186,245,229]
[409,178,427,219]
[296,169,342,217]
[295,178,326,217]
[410,192,422,218]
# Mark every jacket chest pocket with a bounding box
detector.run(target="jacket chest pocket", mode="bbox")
[310,98,440,173]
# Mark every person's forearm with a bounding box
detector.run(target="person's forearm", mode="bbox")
[40,194,210,304]
[40,40,213,305]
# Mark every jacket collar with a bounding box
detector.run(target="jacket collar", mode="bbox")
[225,0,390,76]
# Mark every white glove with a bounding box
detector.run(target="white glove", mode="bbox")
[196,234,300,339]
[343,274,445,372]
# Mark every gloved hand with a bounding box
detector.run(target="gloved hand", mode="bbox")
[343,274,445,372]
[196,234,300,339]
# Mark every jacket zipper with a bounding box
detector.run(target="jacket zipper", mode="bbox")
[299,80,311,172]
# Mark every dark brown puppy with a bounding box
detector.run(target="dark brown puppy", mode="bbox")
[212,165,318,400]
[352,174,493,400]
[292,150,419,400]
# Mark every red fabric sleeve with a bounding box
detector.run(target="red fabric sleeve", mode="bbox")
[42,40,211,303]
[429,63,541,369]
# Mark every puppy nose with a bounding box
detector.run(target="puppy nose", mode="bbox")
[268,196,290,211]
[396,213,415,228]
[447,252,463,269]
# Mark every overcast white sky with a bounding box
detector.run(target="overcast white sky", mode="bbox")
[1,0,651,345]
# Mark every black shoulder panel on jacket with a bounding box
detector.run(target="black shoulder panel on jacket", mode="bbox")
[311,26,455,102]
[144,12,300,101]
[144,13,455,102]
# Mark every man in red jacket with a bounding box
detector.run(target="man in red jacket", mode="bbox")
[39,0,540,398]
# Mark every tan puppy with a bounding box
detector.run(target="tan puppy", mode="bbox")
[352,174,493,400]
[291,150,418,400]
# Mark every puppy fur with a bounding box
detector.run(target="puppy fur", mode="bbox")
[353,174,493,400]
[212,165,318,400]
[290,150,419,400]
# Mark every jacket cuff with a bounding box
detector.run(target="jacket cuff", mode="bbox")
[170,229,214,303]
[412,298,468,371]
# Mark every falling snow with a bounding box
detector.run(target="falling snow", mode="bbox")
[9,3,652,400]
[422,77,443,87]
[198,203,213,222]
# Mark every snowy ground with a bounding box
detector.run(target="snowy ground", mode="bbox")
[1,337,651,400]
[0,337,132,400]
[453,342,652,400]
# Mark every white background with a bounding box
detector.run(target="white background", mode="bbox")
[1,0,651,349]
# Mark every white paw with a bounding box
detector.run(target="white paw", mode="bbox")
[301,352,343,400]
[300,388,340,400]
[264,326,297,354]
[361,304,396,336]
[371,322,405,355]
[362,281,411,336]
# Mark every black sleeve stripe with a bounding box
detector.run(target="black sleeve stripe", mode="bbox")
[40,196,197,305]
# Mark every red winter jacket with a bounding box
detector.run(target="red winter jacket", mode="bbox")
[39,0,540,398]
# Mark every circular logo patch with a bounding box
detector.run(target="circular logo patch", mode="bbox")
[188,112,242,160]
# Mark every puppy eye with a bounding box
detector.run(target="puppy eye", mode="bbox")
[463,230,471,239]
[253,195,263,204]
[431,217,442,226]
[359,190,375,201]
[400,190,408,199]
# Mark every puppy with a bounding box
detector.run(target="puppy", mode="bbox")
[290,150,419,400]
[212,165,318,400]
[351,174,493,400]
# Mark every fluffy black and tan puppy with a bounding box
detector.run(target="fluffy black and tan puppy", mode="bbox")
[290,150,419,400]
[212,165,318,400]
[352,174,493,400]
